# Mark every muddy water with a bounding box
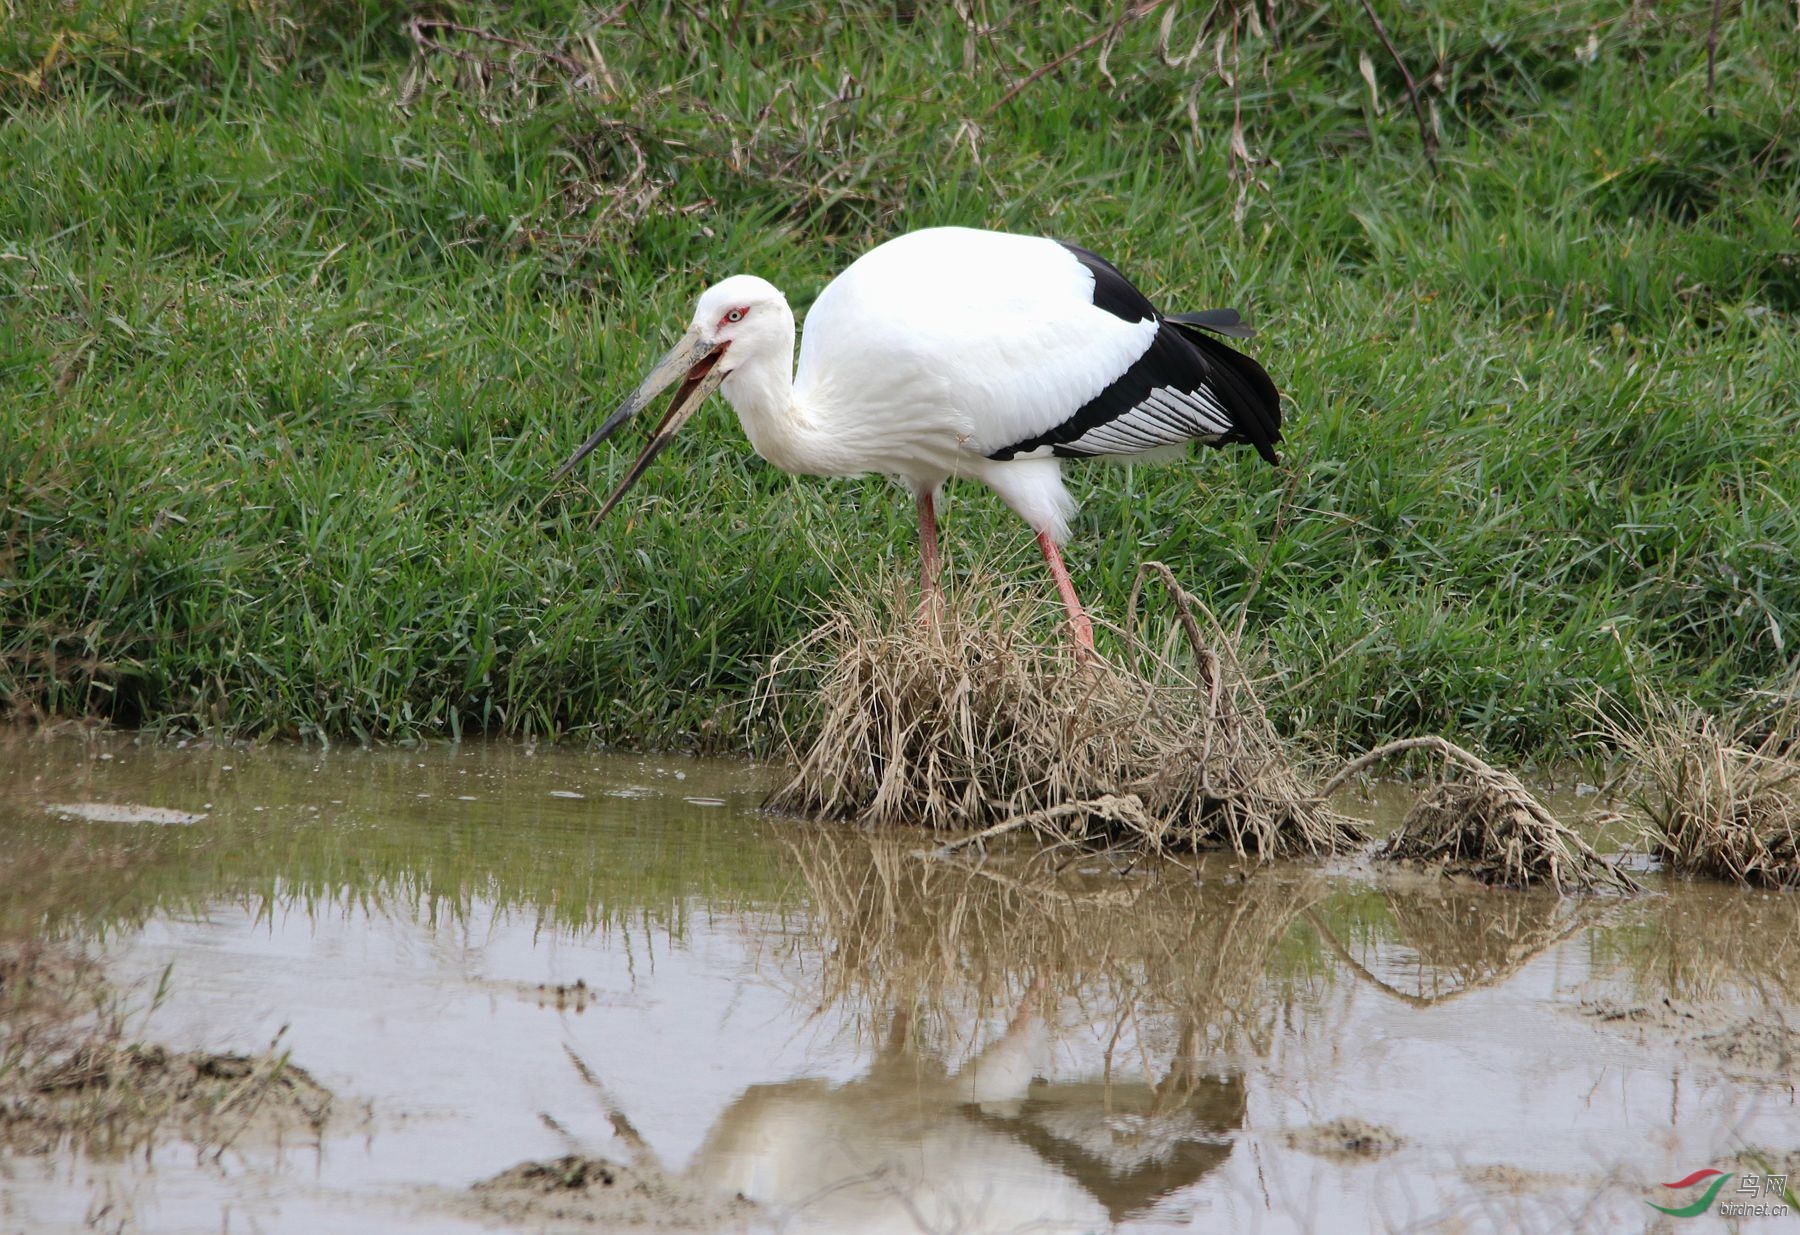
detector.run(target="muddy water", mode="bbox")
[1,734,1796,1234]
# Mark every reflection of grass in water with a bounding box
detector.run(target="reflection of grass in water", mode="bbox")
[1586,883,1800,1006]
[783,831,1325,1061]
[1299,881,1610,1006]
[4,813,794,939]
[215,801,798,939]
[0,742,796,940]
[782,830,1651,1058]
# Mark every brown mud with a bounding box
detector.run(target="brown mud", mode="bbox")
[1579,996,1800,1079]
[1283,1118,1406,1161]
[467,1155,757,1230]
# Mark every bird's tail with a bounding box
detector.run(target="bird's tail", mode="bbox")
[1166,308,1255,339]
[1169,312,1282,466]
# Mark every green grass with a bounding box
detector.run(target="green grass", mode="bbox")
[2,0,1796,755]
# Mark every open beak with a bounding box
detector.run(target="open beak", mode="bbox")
[552,327,730,520]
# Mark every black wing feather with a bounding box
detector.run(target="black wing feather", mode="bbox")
[1058,241,1159,322]
[987,243,1282,465]
[1169,321,1282,465]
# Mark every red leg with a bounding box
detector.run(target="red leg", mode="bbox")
[916,488,943,622]
[1036,531,1094,656]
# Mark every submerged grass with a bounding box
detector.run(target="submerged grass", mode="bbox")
[1,1,1797,755]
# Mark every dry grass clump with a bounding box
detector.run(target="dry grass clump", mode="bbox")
[1595,687,1800,887]
[0,941,332,1155]
[1326,737,1638,894]
[1387,778,1634,893]
[762,565,1359,859]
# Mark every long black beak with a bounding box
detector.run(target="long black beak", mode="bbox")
[552,328,729,519]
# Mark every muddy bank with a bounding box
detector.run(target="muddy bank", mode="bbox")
[1579,996,1800,1080]
[1283,1118,1405,1161]
[466,1155,756,1230]
[0,941,333,1156]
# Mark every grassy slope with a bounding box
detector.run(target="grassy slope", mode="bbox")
[1,0,1795,752]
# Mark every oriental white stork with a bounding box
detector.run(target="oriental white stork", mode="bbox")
[553,226,1281,652]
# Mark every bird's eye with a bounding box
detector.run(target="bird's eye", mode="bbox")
[725,308,746,323]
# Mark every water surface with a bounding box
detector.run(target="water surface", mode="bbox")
[1,733,1795,1233]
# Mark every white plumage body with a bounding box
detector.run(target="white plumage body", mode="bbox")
[710,227,1271,542]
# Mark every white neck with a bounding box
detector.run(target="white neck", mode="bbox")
[718,341,796,453]
[716,310,858,477]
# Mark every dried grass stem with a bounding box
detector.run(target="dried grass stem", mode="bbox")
[763,566,1360,860]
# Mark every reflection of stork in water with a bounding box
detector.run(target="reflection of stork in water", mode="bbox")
[578,985,1246,1234]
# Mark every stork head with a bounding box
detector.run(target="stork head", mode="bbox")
[552,274,792,520]
[691,274,792,375]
